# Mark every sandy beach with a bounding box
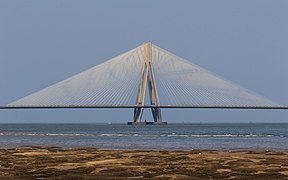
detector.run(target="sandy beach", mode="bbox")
[0,147,287,179]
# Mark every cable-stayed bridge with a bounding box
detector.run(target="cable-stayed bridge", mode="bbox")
[1,42,287,124]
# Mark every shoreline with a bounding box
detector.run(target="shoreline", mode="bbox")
[3,145,288,152]
[1,146,288,179]
[2,145,288,152]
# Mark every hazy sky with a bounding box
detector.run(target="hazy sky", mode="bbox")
[0,0,288,123]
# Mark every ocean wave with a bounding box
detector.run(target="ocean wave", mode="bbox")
[0,132,279,138]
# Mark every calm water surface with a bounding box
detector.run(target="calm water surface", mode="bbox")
[0,123,288,151]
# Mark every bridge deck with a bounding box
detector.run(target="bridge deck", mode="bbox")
[1,105,288,109]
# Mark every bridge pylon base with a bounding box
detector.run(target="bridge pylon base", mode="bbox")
[127,122,167,125]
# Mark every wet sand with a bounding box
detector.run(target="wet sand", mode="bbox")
[0,147,288,179]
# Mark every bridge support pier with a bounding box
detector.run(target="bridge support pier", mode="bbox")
[128,42,167,125]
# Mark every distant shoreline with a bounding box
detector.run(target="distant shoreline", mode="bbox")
[1,122,288,124]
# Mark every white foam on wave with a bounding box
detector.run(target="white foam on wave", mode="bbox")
[0,132,278,138]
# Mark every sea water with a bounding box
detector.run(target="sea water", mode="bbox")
[0,123,288,151]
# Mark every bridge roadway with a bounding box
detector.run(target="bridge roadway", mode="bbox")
[1,105,288,109]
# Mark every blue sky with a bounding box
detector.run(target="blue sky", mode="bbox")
[0,0,288,123]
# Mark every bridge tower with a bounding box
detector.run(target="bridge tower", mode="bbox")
[129,42,167,125]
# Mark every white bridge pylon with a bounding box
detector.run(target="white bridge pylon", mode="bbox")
[5,42,283,123]
[133,43,162,123]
